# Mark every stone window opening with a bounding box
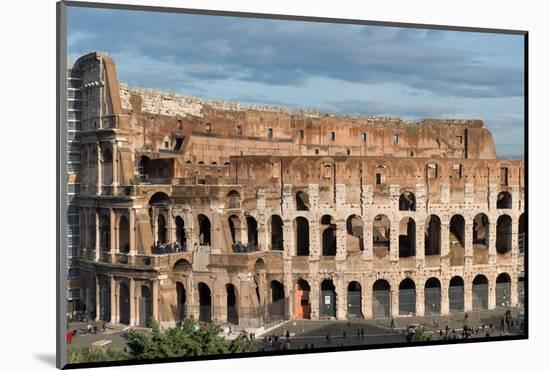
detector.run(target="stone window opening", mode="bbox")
[329,132,336,141]
[295,191,310,211]
[392,134,399,145]
[323,164,332,178]
[205,123,211,133]
[424,215,441,256]
[269,215,284,251]
[427,163,438,179]
[299,130,305,139]
[294,217,310,256]
[373,214,390,253]
[236,126,242,136]
[246,216,258,247]
[398,217,416,258]
[496,215,512,254]
[268,127,273,138]
[197,214,211,246]
[500,167,509,186]
[449,215,465,266]
[453,164,463,178]
[497,191,512,209]
[321,215,337,256]
[399,191,416,211]
[456,135,463,144]
[118,215,130,254]
[376,173,382,185]
[174,137,184,151]
[361,133,368,142]
[315,148,319,155]
[346,215,364,251]
[226,190,241,209]
[347,149,351,155]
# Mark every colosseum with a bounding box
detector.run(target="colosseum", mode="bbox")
[71,52,525,330]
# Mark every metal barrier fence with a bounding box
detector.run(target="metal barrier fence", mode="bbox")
[373,290,391,318]
[472,284,489,310]
[424,287,441,315]
[399,289,416,315]
[449,285,464,312]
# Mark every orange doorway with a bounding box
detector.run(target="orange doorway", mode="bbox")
[294,279,311,319]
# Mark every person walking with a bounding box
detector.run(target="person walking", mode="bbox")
[66,331,73,344]
[360,327,364,339]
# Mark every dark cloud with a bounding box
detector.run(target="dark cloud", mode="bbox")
[68,8,524,99]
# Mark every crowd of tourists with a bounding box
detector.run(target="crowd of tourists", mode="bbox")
[151,240,187,254]
[232,241,259,253]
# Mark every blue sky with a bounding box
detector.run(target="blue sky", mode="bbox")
[67,7,525,158]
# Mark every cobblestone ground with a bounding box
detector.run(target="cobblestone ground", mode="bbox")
[65,307,524,354]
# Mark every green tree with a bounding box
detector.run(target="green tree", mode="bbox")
[412,327,432,342]
[126,317,254,360]
[67,347,128,364]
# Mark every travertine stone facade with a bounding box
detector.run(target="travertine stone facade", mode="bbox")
[73,52,525,329]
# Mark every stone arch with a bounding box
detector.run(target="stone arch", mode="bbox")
[373,214,390,255]
[295,191,310,211]
[226,190,241,209]
[373,279,391,318]
[175,216,186,247]
[399,278,416,315]
[198,282,212,323]
[157,214,167,245]
[321,215,337,256]
[269,215,284,251]
[496,215,512,254]
[497,191,512,209]
[118,281,130,325]
[347,281,363,318]
[449,214,465,266]
[270,280,286,321]
[319,279,336,318]
[424,277,441,315]
[346,215,364,252]
[399,191,416,211]
[197,214,211,246]
[148,191,171,206]
[246,215,258,247]
[294,278,311,319]
[398,217,416,258]
[118,215,130,253]
[473,213,490,264]
[176,282,186,322]
[226,283,239,325]
[496,273,512,307]
[472,275,489,310]
[425,215,441,255]
[173,258,192,274]
[294,217,309,256]
[449,276,465,312]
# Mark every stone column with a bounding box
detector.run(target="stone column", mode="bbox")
[390,286,399,318]
[110,208,116,257]
[489,217,497,265]
[415,222,425,268]
[510,273,519,307]
[363,220,373,260]
[95,277,101,321]
[309,220,320,260]
[464,277,473,312]
[440,222,450,270]
[464,221,474,270]
[336,276,347,320]
[488,275,496,310]
[153,279,160,324]
[441,283,450,315]
[110,276,117,323]
[152,208,158,244]
[511,215,519,256]
[310,278,320,320]
[283,261,293,319]
[97,143,102,195]
[362,275,373,319]
[336,220,347,261]
[389,221,399,263]
[112,141,118,194]
[283,219,293,258]
[129,278,136,326]
[258,216,268,252]
[95,211,100,261]
[168,207,176,244]
[416,284,425,317]
[129,209,136,255]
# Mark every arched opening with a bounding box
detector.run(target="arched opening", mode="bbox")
[473,213,489,264]
[497,191,512,209]
[226,284,238,325]
[425,215,441,255]
[226,190,241,209]
[373,215,390,257]
[294,217,309,256]
[138,155,150,181]
[149,192,171,206]
[319,280,336,318]
[100,281,111,322]
[424,278,441,315]
[246,216,258,247]
[102,148,113,187]
[449,276,465,312]
[254,258,266,272]
[175,216,186,247]
[270,215,284,250]
[472,275,489,310]
[449,215,465,266]
[321,215,337,256]
[346,215,364,252]
[119,282,130,325]
[295,191,310,211]
[496,273,512,307]
[198,282,212,323]
[373,280,391,318]
[399,191,416,211]
[347,281,363,318]
[496,215,512,254]
[118,215,130,253]
[294,279,311,319]
[398,217,416,258]
[173,259,192,274]
[399,278,416,316]
[228,215,242,244]
[270,280,286,321]
[99,215,110,251]
[157,214,167,245]
[518,213,526,254]
[139,285,152,327]
[198,214,211,246]
[518,276,525,307]
[176,282,186,322]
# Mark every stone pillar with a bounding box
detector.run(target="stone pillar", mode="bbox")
[258,216,268,252]
[110,208,116,257]
[464,278,473,312]
[511,215,519,256]
[311,278,320,320]
[112,141,118,193]
[336,276,347,320]
[283,260,293,319]
[511,273,519,307]
[416,284,425,317]
[441,283,450,315]
[489,216,497,265]
[129,278,136,326]
[95,211,100,261]
[464,221,474,269]
[309,220,320,260]
[390,286,398,318]
[153,279,160,324]
[110,276,117,323]
[97,143,102,195]
[415,222,425,267]
[488,275,496,310]
[362,275,373,319]
[95,277,101,321]
[129,209,136,255]
[363,220,373,260]
[168,207,176,244]
[440,221,450,270]
[389,221,399,263]
[283,219,293,258]
[336,220,347,261]
[152,208,158,244]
